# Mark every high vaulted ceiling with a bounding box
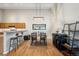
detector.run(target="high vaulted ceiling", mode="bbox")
[0,3,54,9]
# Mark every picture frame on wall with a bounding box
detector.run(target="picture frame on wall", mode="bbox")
[32,24,46,30]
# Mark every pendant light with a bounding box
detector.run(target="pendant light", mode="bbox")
[34,4,44,19]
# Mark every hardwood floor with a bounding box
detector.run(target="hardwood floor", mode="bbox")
[7,39,63,56]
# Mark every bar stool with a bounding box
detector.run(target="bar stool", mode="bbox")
[17,32,23,45]
[9,34,18,52]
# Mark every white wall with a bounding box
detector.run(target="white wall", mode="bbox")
[1,3,79,39]
[0,9,52,39]
[56,4,64,33]
[51,3,79,33]
[51,4,64,33]
[63,3,79,23]
[0,10,2,21]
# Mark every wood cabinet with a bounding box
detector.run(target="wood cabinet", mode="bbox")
[15,23,25,28]
[0,32,3,54]
[0,23,25,29]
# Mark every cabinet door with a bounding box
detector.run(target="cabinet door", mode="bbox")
[0,33,3,54]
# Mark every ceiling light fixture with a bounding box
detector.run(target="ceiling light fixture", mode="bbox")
[33,3,44,20]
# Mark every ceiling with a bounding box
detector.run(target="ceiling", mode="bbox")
[0,3,54,9]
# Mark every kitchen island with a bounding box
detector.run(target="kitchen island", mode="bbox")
[0,29,28,54]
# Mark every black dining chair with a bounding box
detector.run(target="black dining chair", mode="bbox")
[31,32,37,45]
[40,32,47,45]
